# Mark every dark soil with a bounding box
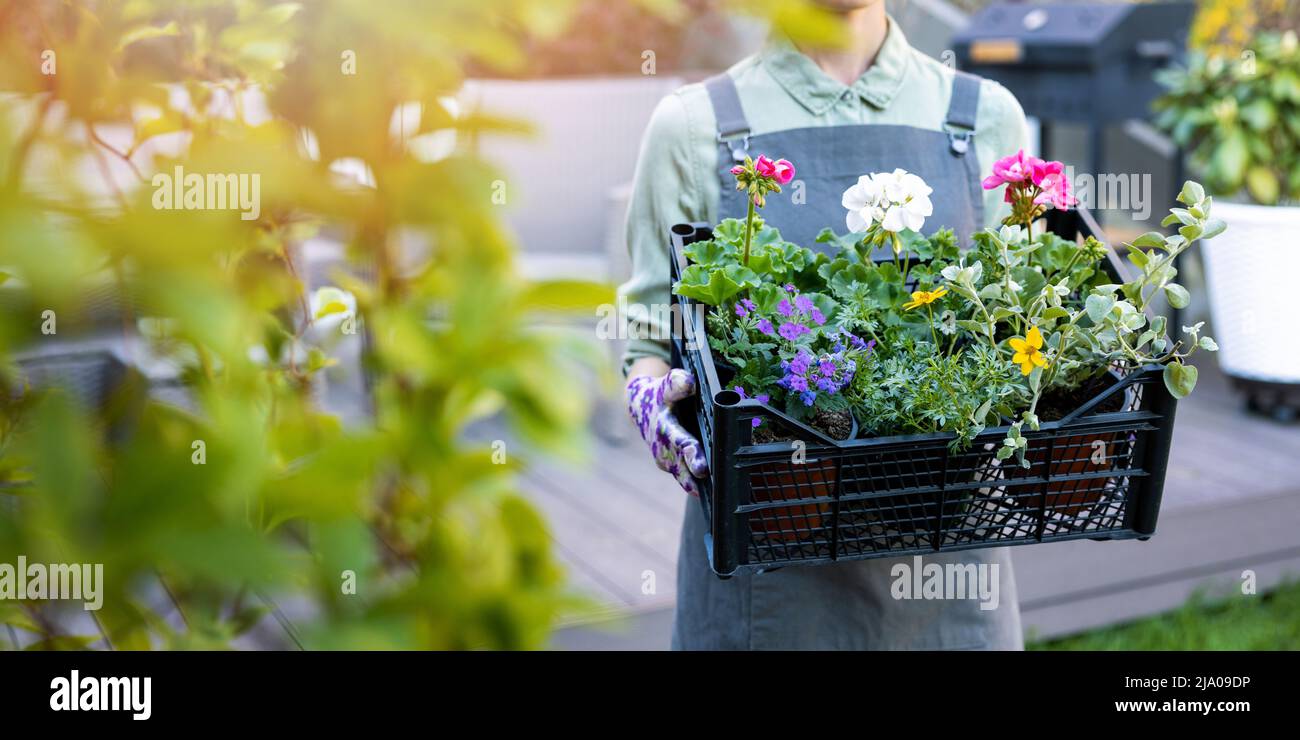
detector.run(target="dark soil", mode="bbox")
[812,409,855,440]
[753,408,855,443]
[1036,371,1126,421]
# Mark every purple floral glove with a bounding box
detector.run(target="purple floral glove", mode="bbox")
[626,369,709,496]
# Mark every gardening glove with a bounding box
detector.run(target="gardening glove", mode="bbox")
[626,369,709,496]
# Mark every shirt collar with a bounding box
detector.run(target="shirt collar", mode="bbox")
[760,15,912,116]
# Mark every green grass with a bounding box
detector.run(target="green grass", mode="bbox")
[1030,580,1300,650]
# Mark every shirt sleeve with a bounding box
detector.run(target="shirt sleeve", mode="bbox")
[974,78,1031,229]
[617,90,710,374]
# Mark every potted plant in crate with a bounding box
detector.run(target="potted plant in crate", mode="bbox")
[670,147,1225,574]
[1155,30,1300,416]
[967,164,1223,516]
[674,155,869,539]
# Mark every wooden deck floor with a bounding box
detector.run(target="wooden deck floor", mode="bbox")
[527,357,1300,644]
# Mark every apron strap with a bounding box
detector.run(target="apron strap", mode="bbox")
[707,68,982,159]
[703,73,751,164]
[944,71,981,156]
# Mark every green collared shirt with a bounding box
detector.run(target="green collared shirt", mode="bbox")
[618,19,1029,371]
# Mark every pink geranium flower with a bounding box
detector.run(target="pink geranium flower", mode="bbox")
[1030,158,1063,187]
[983,148,1077,226]
[1034,169,1078,210]
[772,158,795,185]
[728,154,795,265]
[982,149,1044,190]
[754,155,795,185]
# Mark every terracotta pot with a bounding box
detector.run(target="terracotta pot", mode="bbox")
[861,460,969,543]
[747,458,836,542]
[1023,432,1117,518]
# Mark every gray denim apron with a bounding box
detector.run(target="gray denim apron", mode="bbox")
[671,71,1023,650]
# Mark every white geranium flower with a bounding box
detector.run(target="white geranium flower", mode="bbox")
[307,286,358,345]
[841,168,933,235]
[841,173,885,233]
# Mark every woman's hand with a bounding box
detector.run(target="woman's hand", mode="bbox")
[626,359,709,495]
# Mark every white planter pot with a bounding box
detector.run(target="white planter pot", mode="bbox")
[1202,201,1300,384]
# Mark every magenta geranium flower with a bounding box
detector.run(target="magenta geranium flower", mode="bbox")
[982,149,1043,190]
[754,155,796,185]
[983,149,1076,234]
[728,153,795,264]
[772,159,795,185]
[1034,169,1078,210]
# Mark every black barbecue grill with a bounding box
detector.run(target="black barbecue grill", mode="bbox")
[953,1,1195,178]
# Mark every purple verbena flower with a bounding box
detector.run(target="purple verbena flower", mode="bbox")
[777,298,794,317]
[788,351,811,376]
[810,308,826,326]
[757,318,775,336]
[794,295,814,313]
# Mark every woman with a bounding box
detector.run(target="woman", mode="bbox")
[620,1,1029,650]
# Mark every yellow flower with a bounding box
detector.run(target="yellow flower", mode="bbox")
[1009,325,1048,376]
[903,287,948,310]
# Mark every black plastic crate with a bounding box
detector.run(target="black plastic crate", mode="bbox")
[668,215,1178,578]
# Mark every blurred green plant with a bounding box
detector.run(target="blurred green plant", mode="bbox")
[1032,579,1300,650]
[1155,30,1300,205]
[0,0,629,650]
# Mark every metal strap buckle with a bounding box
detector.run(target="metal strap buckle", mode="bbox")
[946,127,974,156]
[717,131,750,163]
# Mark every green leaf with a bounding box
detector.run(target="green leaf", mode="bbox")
[673,264,758,306]
[1163,283,1190,310]
[1246,166,1281,205]
[682,239,735,267]
[1131,232,1166,249]
[1199,336,1219,351]
[1163,362,1198,400]
[1177,181,1205,205]
[1201,218,1227,240]
[1086,293,1115,323]
[1209,130,1249,191]
[116,21,181,52]
[712,219,747,247]
[1239,98,1277,130]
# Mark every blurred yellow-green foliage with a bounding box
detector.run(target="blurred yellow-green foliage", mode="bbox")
[1191,0,1299,55]
[0,0,620,650]
[0,0,868,650]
